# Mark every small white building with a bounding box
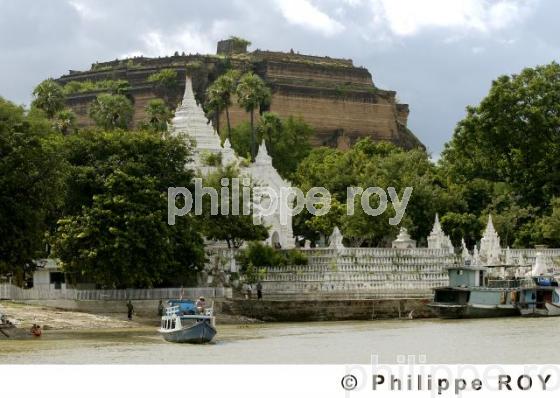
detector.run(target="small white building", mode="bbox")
[32,259,66,290]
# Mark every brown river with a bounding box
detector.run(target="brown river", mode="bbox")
[1,317,559,364]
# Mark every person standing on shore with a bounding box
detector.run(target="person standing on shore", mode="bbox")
[127,300,134,320]
[158,300,164,316]
[256,282,263,300]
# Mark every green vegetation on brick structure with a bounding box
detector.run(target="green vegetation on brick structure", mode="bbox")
[62,79,130,96]
[147,68,180,105]
[89,93,134,131]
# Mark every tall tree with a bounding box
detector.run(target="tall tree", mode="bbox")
[0,98,66,284]
[236,72,271,160]
[89,93,134,130]
[142,99,173,132]
[52,129,204,288]
[206,70,240,140]
[32,79,65,118]
[229,113,313,179]
[441,62,560,209]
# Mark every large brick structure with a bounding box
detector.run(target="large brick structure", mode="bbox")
[56,39,423,150]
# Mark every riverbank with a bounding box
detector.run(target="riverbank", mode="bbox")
[0,301,144,330]
[0,301,260,331]
[222,298,434,322]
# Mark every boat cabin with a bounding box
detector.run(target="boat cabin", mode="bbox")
[447,266,488,288]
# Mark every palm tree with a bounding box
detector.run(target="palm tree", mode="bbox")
[205,85,225,137]
[206,70,240,140]
[32,79,65,118]
[236,72,271,160]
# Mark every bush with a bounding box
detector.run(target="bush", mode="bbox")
[63,79,130,96]
[201,151,222,167]
[287,249,308,265]
[236,242,308,271]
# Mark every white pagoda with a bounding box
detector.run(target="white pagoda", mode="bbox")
[427,213,454,253]
[170,76,295,248]
[479,215,501,265]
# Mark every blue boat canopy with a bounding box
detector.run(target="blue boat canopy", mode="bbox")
[167,300,196,315]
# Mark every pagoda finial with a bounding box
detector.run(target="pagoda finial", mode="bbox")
[486,214,495,233]
[255,140,272,165]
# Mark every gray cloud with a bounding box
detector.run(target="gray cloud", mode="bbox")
[0,0,558,156]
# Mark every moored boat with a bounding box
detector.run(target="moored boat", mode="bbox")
[0,312,17,338]
[159,299,217,344]
[429,265,519,319]
[517,276,560,316]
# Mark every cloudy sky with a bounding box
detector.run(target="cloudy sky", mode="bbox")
[1,0,558,156]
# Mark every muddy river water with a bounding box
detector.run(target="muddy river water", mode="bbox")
[1,317,559,364]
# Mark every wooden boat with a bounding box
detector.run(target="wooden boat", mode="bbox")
[0,313,17,338]
[429,265,519,319]
[517,277,560,317]
[159,300,216,344]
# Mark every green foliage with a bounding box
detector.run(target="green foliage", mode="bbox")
[32,79,65,118]
[230,121,252,159]
[536,197,560,246]
[439,62,560,247]
[294,139,443,246]
[53,109,77,135]
[236,72,271,159]
[236,242,308,272]
[62,79,130,96]
[206,70,241,138]
[442,62,560,207]
[199,166,269,248]
[440,213,483,248]
[52,129,204,288]
[201,151,222,167]
[141,99,172,132]
[89,93,134,130]
[0,97,66,282]
[147,68,180,103]
[229,113,313,179]
[229,36,251,47]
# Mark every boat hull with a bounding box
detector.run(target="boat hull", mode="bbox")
[161,320,216,344]
[520,303,560,317]
[428,303,519,319]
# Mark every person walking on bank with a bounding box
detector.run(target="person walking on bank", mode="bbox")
[127,300,134,320]
[158,299,164,317]
[256,281,263,300]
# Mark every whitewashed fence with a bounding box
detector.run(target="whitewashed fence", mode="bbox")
[0,283,231,301]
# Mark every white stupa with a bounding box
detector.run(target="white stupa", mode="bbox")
[461,238,472,264]
[479,215,501,265]
[170,77,222,172]
[531,252,548,276]
[329,227,344,250]
[427,214,454,253]
[392,227,416,249]
[170,76,295,248]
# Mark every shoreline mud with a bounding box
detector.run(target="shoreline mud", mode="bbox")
[0,301,261,334]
